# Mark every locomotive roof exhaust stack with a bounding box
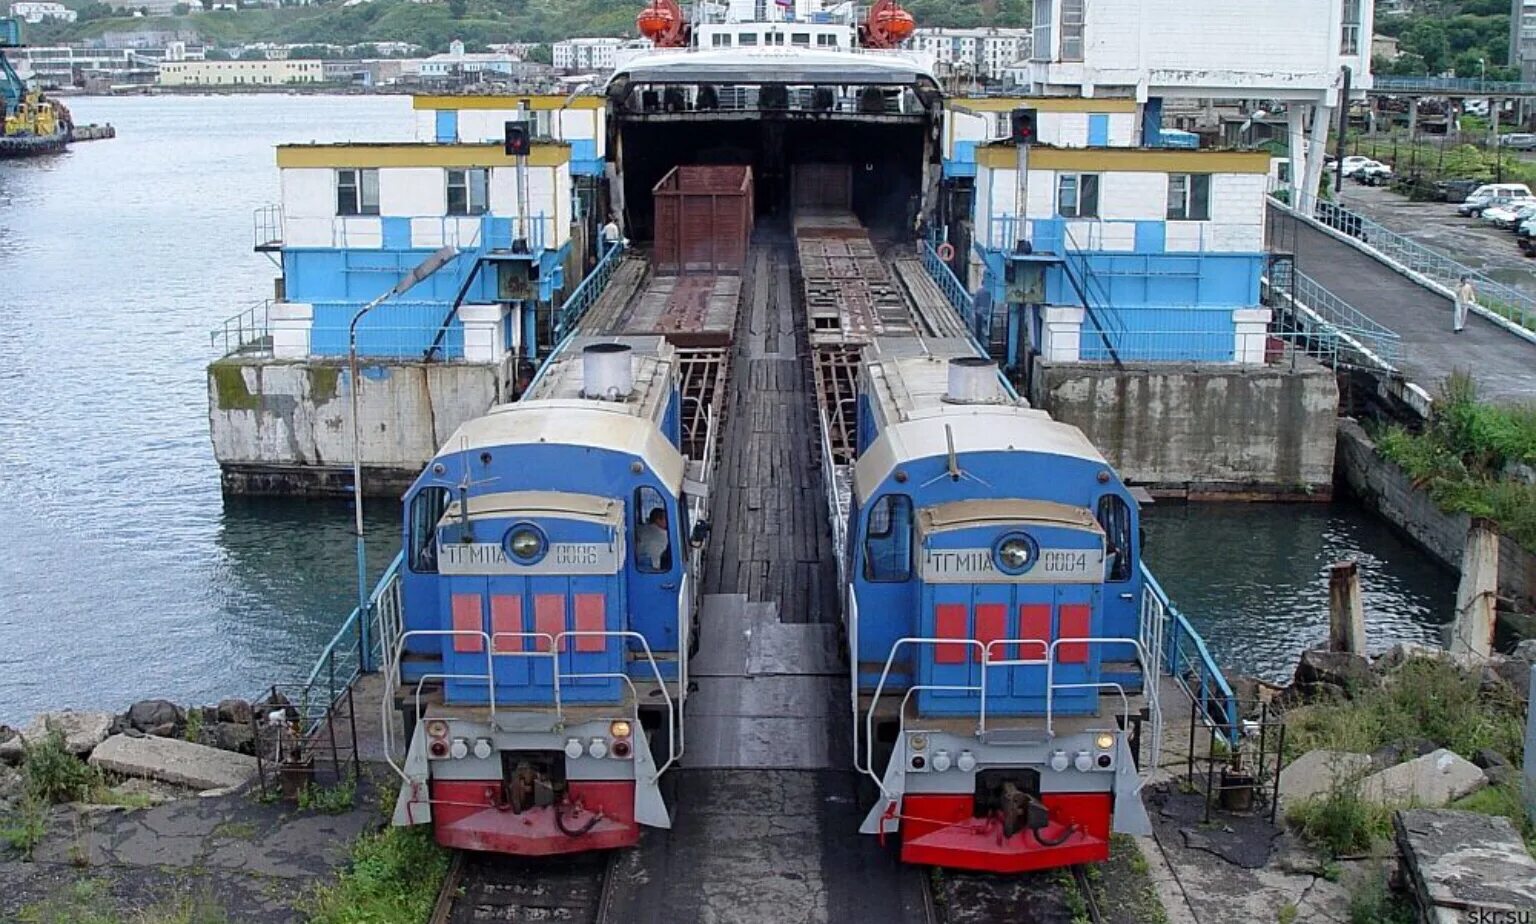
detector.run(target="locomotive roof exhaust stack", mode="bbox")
[582,342,635,401]
[943,356,1003,404]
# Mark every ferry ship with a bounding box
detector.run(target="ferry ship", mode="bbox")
[1,18,72,157]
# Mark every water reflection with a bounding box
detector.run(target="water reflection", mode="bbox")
[1144,501,1455,681]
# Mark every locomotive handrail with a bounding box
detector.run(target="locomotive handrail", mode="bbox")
[1140,564,1238,745]
[863,637,986,794]
[553,628,682,778]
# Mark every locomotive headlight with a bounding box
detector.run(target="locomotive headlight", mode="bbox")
[997,537,1033,571]
[930,750,952,772]
[588,738,609,759]
[609,721,632,739]
[909,734,927,752]
[449,738,469,760]
[507,527,545,562]
[1095,733,1115,751]
[1074,750,1094,773]
[425,720,449,740]
[1049,749,1070,772]
[472,738,494,760]
[564,738,585,759]
[955,750,977,773]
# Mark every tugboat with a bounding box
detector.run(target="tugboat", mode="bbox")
[1,17,72,157]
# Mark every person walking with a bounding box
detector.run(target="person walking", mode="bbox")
[1454,276,1476,333]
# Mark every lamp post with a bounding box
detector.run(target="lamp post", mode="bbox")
[348,245,458,672]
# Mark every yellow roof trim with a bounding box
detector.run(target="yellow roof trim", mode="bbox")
[975,145,1270,174]
[412,94,606,111]
[277,142,572,169]
[951,97,1138,114]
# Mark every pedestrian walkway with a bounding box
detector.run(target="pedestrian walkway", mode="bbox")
[1267,204,1536,406]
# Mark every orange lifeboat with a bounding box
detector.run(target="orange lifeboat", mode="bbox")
[862,0,916,48]
[636,4,673,41]
[881,7,915,42]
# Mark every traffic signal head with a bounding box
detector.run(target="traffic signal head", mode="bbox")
[1010,108,1037,145]
[504,120,530,157]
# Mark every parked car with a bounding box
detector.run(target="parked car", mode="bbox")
[1482,201,1534,229]
[1494,204,1536,232]
[1355,162,1394,186]
[1434,178,1482,203]
[1498,133,1536,151]
[1458,184,1536,217]
[1339,155,1375,177]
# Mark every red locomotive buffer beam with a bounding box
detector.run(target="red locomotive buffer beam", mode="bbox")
[898,793,1112,873]
[431,781,640,855]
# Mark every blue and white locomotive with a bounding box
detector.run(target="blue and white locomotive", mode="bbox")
[385,339,705,855]
[835,342,1158,873]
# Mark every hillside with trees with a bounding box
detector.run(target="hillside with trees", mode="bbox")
[1374,0,1520,80]
[24,0,1029,54]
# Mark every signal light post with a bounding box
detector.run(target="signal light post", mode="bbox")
[1011,107,1036,250]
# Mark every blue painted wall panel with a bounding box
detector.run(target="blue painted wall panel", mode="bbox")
[434,110,457,143]
[381,217,412,250]
[1088,114,1110,147]
[1134,221,1166,253]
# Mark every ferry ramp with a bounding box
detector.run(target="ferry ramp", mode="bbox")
[1266,203,1536,406]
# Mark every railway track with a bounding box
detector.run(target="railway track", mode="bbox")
[429,849,618,924]
[926,865,1107,924]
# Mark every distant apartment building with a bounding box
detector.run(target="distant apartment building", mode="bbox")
[1514,0,1536,83]
[419,38,531,77]
[106,0,183,14]
[910,27,1031,82]
[9,46,160,85]
[157,58,324,86]
[552,37,624,72]
[9,2,76,23]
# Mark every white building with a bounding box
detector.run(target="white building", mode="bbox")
[1513,0,1536,84]
[9,2,76,23]
[157,58,324,86]
[10,46,159,84]
[552,37,624,72]
[106,0,182,13]
[419,39,528,77]
[911,28,1031,82]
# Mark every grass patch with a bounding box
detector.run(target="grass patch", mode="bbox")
[1372,372,1536,552]
[20,729,101,804]
[298,773,358,815]
[1346,866,1416,924]
[1285,782,1394,858]
[2,796,50,859]
[298,825,449,924]
[17,879,229,924]
[1451,777,1536,855]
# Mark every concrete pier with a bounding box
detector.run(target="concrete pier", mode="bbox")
[207,356,507,496]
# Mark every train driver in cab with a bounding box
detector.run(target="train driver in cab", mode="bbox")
[637,506,672,572]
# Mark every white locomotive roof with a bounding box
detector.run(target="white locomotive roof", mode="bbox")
[608,46,937,87]
[432,337,686,492]
[852,409,1110,502]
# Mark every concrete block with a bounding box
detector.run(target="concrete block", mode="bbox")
[269,301,313,360]
[1277,749,1372,803]
[1394,809,1536,923]
[1359,748,1485,807]
[89,734,259,791]
[458,303,506,365]
[0,710,115,762]
[1232,307,1272,365]
[1041,305,1086,362]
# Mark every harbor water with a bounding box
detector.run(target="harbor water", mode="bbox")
[0,95,1458,724]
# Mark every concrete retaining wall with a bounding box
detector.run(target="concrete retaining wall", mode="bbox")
[208,357,502,496]
[1336,418,1536,611]
[1030,359,1340,497]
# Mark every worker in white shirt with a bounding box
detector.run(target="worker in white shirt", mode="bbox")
[1453,276,1476,334]
[601,215,624,250]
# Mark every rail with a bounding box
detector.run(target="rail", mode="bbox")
[555,241,623,340]
[1262,269,1401,370]
[1279,195,1536,334]
[209,300,272,357]
[1141,564,1238,745]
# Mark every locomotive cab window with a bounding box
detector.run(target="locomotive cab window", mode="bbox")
[409,487,451,573]
[863,494,913,582]
[1097,495,1132,582]
[635,487,673,573]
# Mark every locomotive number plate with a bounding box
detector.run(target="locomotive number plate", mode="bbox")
[921,547,1105,583]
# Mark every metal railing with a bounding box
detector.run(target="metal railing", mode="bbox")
[323,213,556,254]
[1141,565,1238,746]
[555,241,623,340]
[618,83,929,117]
[210,300,272,357]
[920,240,974,318]
[1290,196,1536,334]
[1371,75,1536,97]
[253,204,282,250]
[1262,269,1402,370]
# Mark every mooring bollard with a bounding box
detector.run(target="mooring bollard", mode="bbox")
[1327,560,1366,654]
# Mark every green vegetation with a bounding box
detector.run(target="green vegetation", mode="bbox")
[1373,373,1536,552]
[299,825,450,924]
[30,0,1028,56]
[1345,867,1417,924]
[298,773,358,815]
[184,708,204,745]
[1282,652,1531,853]
[1,729,159,859]
[17,878,229,924]
[1372,0,1521,80]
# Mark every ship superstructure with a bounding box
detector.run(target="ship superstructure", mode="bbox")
[0,17,70,157]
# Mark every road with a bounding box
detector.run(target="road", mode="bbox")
[1266,204,1536,406]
